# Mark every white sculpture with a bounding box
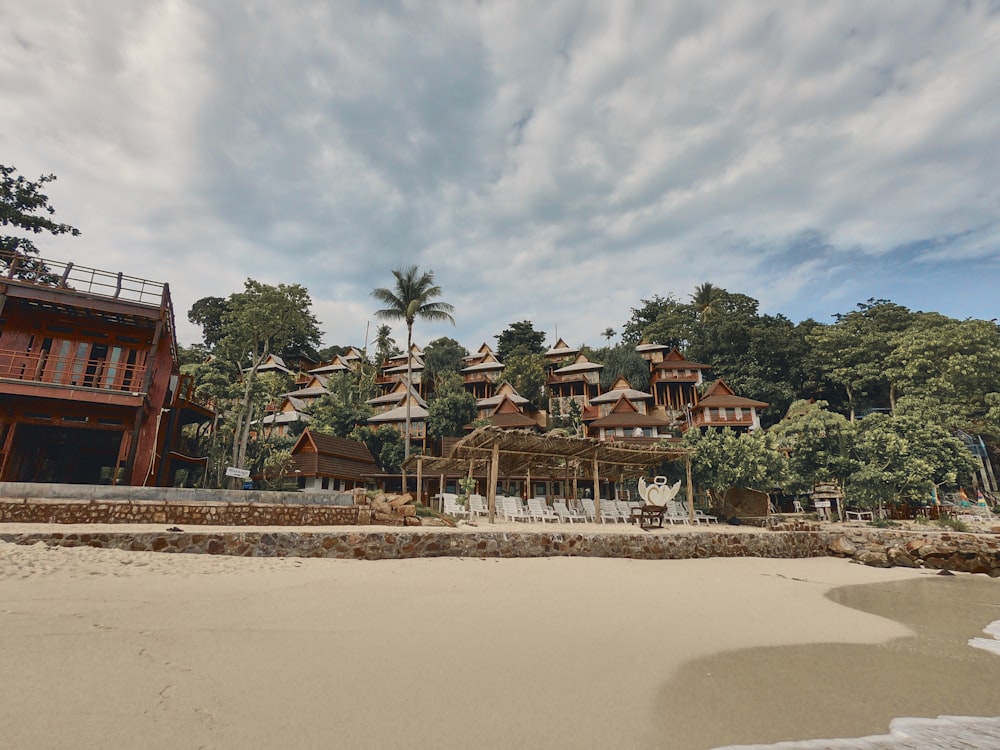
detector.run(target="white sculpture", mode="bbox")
[638,476,682,507]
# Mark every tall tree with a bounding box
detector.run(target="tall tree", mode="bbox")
[427,372,477,439]
[495,320,547,362]
[1,164,80,276]
[598,344,649,390]
[216,280,322,477]
[690,282,727,322]
[601,327,616,344]
[371,266,455,459]
[373,324,399,365]
[423,336,469,387]
[188,296,230,350]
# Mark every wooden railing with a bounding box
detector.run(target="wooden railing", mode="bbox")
[3,254,167,307]
[0,348,146,393]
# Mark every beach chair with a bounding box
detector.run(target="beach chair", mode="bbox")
[681,501,718,524]
[527,497,558,523]
[552,500,585,523]
[665,501,690,524]
[598,499,621,524]
[579,498,598,522]
[468,494,489,519]
[502,496,529,522]
[442,494,468,519]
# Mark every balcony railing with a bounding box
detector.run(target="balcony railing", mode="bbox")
[3,254,167,307]
[0,348,146,394]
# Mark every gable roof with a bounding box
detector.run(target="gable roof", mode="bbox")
[368,404,430,423]
[365,381,427,407]
[696,380,769,409]
[589,375,653,404]
[546,337,578,357]
[290,429,379,479]
[589,395,671,428]
[554,353,603,374]
[467,394,537,430]
[653,348,711,370]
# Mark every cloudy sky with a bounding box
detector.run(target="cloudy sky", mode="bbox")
[3,1,999,352]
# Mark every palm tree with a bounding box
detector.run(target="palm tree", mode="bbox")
[601,327,616,344]
[690,282,726,322]
[372,266,455,458]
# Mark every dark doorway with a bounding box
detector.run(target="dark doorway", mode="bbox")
[8,424,123,484]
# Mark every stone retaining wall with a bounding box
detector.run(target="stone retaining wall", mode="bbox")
[0,481,353,506]
[0,498,358,526]
[2,526,998,575]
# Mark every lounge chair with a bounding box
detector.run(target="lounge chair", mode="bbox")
[468,494,489,519]
[442,494,468,519]
[552,500,585,523]
[527,497,558,523]
[579,498,598,522]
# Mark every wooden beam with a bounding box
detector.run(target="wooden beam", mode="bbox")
[686,455,695,524]
[487,442,500,523]
[592,451,601,524]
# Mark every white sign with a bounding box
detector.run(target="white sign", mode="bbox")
[225,467,251,479]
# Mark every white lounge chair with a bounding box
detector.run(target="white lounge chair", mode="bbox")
[442,494,468,519]
[468,494,489,519]
[501,496,529,522]
[552,500,586,523]
[527,497,558,523]
[579,498,598,522]
[665,501,690,524]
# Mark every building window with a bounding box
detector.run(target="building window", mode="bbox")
[322,477,330,490]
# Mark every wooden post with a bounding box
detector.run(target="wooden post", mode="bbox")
[686,455,695,524]
[416,457,423,505]
[592,451,601,523]
[487,442,500,523]
[526,466,532,500]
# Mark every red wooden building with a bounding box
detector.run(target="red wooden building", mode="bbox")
[0,256,213,486]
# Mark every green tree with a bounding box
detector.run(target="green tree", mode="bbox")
[848,413,976,508]
[372,266,455,459]
[1,164,80,272]
[216,280,322,479]
[495,320,547,362]
[601,327,616,344]
[809,300,914,420]
[502,352,547,409]
[768,400,856,494]
[682,427,786,500]
[598,344,650,390]
[423,336,469,387]
[630,295,696,349]
[188,296,230,350]
[427,372,477,439]
[372,324,399,365]
[350,425,405,474]
[308,393,374,437]
[690,282,727,322]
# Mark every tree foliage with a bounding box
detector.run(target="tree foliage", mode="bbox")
[427,373,477,439]
[598,344,650,390]
[423,337,469,387]
[682,427,786,499]
[502,353,547,409]
[372,265,455,459]
[768,400,855,494]
[495,320,547,362]
[0,164,80,266]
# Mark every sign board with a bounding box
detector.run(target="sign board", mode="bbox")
[225,467,251,479]
[814,500,831,509]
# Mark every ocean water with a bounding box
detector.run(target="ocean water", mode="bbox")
[715,620,1000,750]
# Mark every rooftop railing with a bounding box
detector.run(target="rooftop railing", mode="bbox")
[3,254,167,307]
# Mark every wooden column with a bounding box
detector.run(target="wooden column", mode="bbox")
[686,455,695,524]
[592,451,601,523]
[487,442,500,524]
[416,457,423,505]
[526,466,532,500]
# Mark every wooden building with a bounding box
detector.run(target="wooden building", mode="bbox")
[0,256,213,485]
[687,379,767,432]
[289,428,379,491]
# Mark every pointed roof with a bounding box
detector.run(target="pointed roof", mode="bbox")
[462,351,505,372]
[653,348,710,370]
[589,395,671,428]
[463,343,495,362]
[290,429,379,479]
[309,355,351,375]
[476,381,529,408]
[696,380,768,409]
[554,353,603,374]
[467,394,538,430]
[546,337,579,358]
[365,381,427,407]
[384,353,425,374]
[368,403,430,423]
[250,353,293,375]
[635,340,669,353]
[590,375,653,404]
[342,346,364,361]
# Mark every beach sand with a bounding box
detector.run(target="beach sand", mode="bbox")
[1,538,998,749]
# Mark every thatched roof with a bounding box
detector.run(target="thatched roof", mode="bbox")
[404,425,690,480]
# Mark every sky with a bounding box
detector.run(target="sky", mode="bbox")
[2,1,999,353]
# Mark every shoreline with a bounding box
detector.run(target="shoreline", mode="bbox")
[3,542,998,749]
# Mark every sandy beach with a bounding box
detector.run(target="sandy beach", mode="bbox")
[1,536,998,749]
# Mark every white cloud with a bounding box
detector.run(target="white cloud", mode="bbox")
[2,0,999,350]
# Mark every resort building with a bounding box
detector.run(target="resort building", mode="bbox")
[288,428,378,491]
[0,255,214,486]
[687,379,766,432]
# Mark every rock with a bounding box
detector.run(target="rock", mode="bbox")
[855,550,890,568]
[828,537,857,557]
[887,546,919,568]
[389,493,414,508]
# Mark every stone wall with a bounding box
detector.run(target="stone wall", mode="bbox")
[2,526,998,575]
[0,498,358,526]
[0,481,353,506]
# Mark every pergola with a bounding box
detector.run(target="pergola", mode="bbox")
[403,426,696,523]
